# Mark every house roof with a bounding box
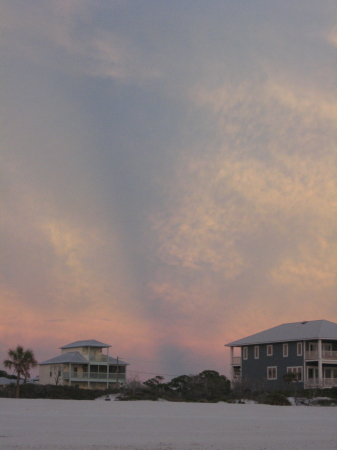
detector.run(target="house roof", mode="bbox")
[39,352,89,365]
[60,340,111,349]
[225,320,337,347]
[39,352,129,366]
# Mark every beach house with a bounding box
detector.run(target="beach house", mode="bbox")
[39,340,128,389]
[226,320,337,389]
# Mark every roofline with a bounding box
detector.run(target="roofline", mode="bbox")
[225,319,337,347]
[225,336,337,347]
[59,341,111,349]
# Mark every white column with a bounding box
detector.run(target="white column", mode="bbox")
[318,339,323,386]
[107,347,109,389]
[302,341,306,387]
[88,347,90,389]
[230,347,234,381]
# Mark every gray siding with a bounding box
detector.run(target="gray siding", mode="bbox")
[242,341,304,390]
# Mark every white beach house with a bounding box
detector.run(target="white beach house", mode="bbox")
[39,340,128,389]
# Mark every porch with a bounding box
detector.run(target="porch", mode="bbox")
[63,372,126,382]
[231,356,242,365]
[305,350,337,361]
[305,378,337,388]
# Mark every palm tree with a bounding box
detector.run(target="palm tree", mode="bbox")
[3,345,38,398]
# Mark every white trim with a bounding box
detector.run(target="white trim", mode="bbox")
[254,346,259,359]
[297,342,303,356]
[243,347,248,360]
[267,366,277,380]
[283,343,288,357]
[267,344,273,356]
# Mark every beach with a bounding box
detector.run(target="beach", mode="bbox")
[1,398,337,449]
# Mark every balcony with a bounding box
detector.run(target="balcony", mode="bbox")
[231,356,241,366]
[63,372,126,382]
[88,355,109,362]
[305,350,337,361]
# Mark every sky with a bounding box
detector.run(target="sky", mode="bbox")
[1,0,336,381]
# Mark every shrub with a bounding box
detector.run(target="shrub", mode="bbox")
[314,399,336,406]
[329,387,337,398]
[0,383,109,400]
[260,392,291,406]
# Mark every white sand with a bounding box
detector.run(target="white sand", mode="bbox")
[1,398,337,449]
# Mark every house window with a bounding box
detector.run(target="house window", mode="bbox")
[243,347,248,360]
[267,366,277,380]
[283,343,288,357]
[254,346,259,359]
[297,342,303,356]
[287,367,303,382]
[50,371,52,377]
[267,345,273,356]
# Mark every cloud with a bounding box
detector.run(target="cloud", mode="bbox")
[151,76,337,295]
[327,26,337,48]
[1,0,162,82]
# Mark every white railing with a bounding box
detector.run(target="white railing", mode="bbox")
[88,355,109,362]
[305,378,337,387]
[231,356,241,365]
[305,350,337,360]
[323,378,337,386]
[322,350,337,360]
[305,351,318,360]
[63,372,126,381]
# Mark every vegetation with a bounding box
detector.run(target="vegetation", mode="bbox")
[3,345,38,398]
[258,392,291,406]
[1,354,336,405]
[0,370,16,379]
[119,370,231,402]
[0,383,112,400]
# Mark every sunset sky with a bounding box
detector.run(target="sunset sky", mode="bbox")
[1,1,336,380]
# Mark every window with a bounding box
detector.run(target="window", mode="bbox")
[267,366,277,380]
[50,371,52,377]
[254,346,259,359]
[297,342,303,356]
[287,367,303,382]
[283,343,288,357]
[267,344,273,356]
[243,347,248,360]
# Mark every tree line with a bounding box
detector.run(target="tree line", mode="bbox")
[120,370,231,402]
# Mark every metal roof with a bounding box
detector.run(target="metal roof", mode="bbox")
[226,320,337,347]
[39,352,128,366]
[39,352,89,365]
[60,340,111,349]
